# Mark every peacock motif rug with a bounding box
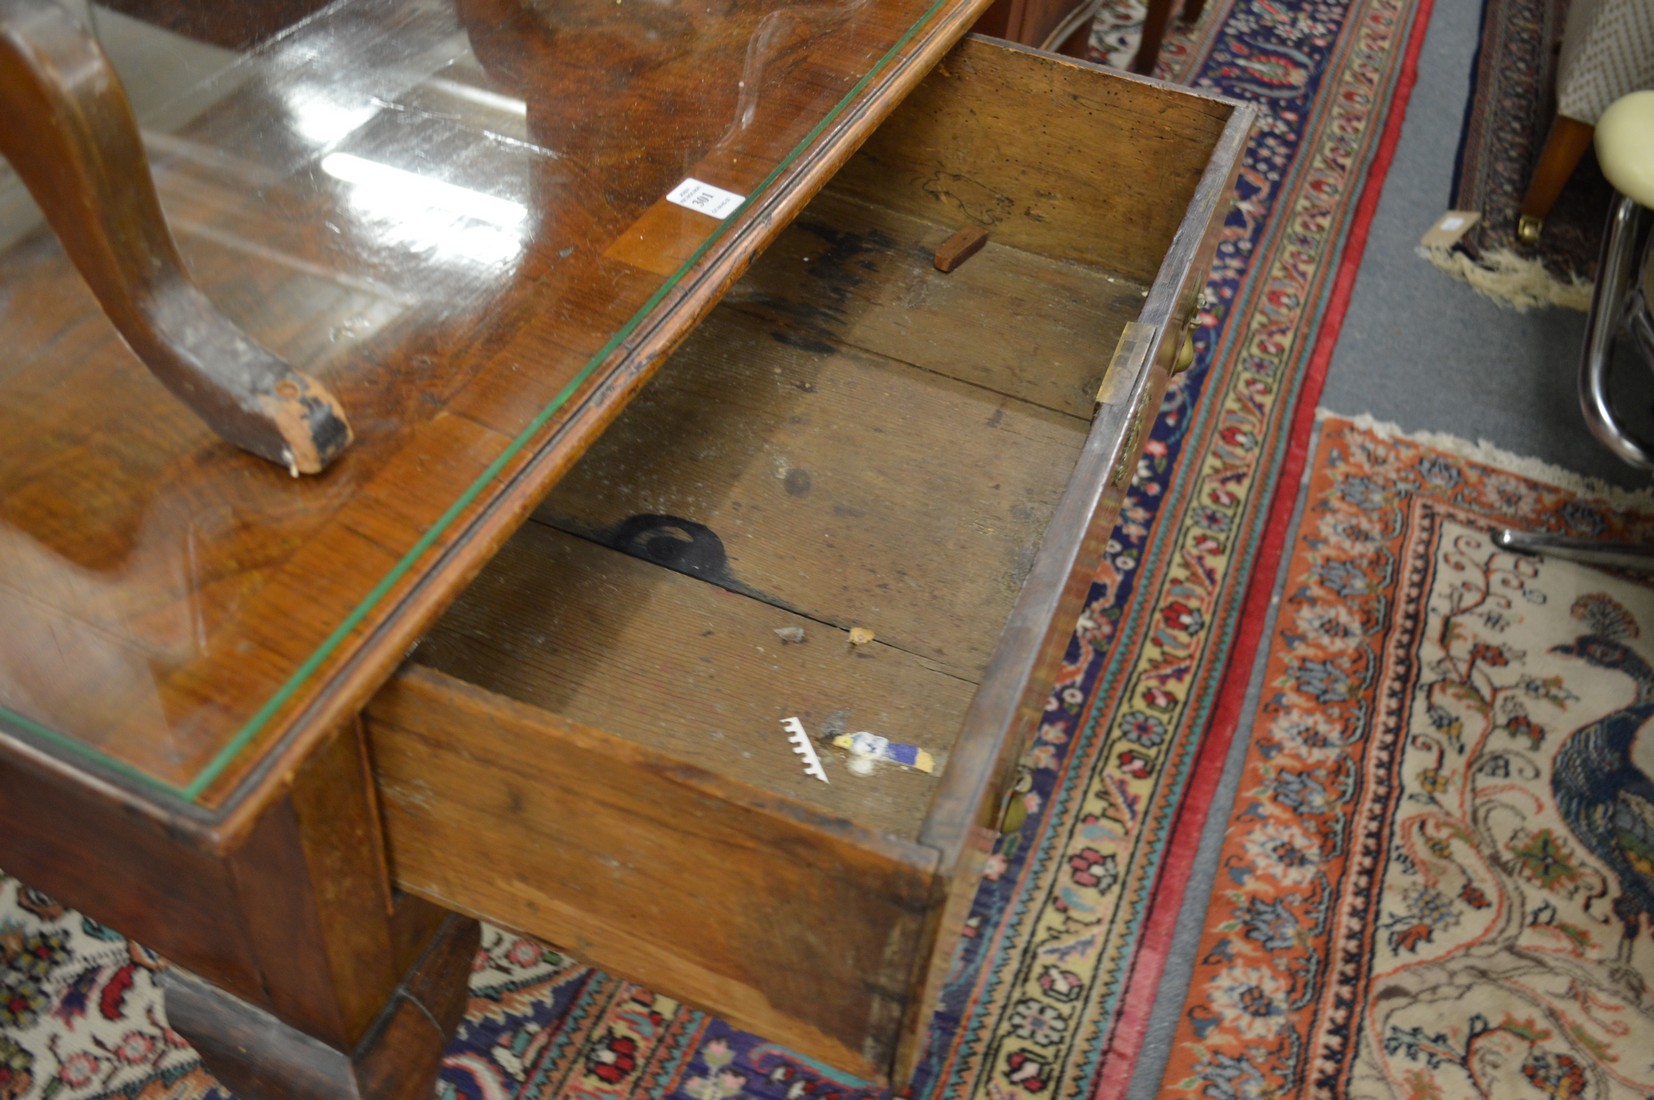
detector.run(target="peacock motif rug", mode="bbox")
[1159,415,1654,1100]
[0,0,1437,1097]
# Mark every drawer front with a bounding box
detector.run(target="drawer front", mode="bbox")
[367,669,939,1080]
[367,35,1251,1088]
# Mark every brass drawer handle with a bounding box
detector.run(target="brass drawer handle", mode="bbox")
[1170,290,1207,376]
[1100,288,1206,403]
[997,764,1034,837]
[1175,328,1196,374]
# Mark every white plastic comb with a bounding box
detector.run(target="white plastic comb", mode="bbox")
[781,716,829,784]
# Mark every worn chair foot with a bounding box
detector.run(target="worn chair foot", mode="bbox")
[1517,114,1595,243]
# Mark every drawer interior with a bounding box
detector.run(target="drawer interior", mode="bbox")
[403,41,1232,843]
[409,185,1142,839]
[370,35,1240,1083]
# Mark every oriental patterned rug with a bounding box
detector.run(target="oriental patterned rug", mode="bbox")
[0,0,1436,1096]
[1089,0,1147,70]
[1419,0,1609,312]
[1158,415,1654,1100]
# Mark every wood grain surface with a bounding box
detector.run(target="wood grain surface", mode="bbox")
[534,313,1089,682]
[720,190,1146,419]
[410,523,973,838]
[368,668,939,1082]
[829,42,1234,280]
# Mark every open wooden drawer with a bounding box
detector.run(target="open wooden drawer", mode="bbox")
[363,36,1251,1086]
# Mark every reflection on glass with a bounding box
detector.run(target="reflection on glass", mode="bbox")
[423,77,529,120]
[284,85,379,147]
[0,496,220,756]
[322,151,529,267]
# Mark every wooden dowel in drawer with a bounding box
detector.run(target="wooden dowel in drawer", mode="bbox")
[933,225,989,272]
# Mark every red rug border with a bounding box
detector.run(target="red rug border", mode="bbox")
[1089,0,1440,1094]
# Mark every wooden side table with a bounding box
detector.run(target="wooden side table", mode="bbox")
[0,2,1250,1095]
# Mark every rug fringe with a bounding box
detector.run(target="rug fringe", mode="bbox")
[1417,243,1594,313]
[1321,409,1654,513]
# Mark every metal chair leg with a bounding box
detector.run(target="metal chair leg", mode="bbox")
[1629,242,1654,374]
[1500,93,1654,567]
[1496,194,1654,567]
[1578,194,1654,470]
[1495,528,1654,571]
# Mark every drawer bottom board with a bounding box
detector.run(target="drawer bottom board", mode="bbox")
[406,187,1145,834]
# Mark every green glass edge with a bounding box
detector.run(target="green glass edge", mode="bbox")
[0,0,956,807]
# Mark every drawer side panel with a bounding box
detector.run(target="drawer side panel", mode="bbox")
[897,48,1257,1082]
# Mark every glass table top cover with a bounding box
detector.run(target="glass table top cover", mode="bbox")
[0,0,961,809]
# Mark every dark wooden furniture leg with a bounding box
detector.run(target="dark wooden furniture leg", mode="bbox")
[162,722,476,1100]
[1518,114,1595,244]
[0,718,474,1100]
[163,917,478,1100]
[1182,0,1205,24]
[1131,0,1174,74]
[0,0,351,474]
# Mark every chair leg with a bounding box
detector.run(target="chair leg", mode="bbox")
[1578,194,1654,469]
[1630,242,1654,375]
[1181,0,1206,23]
[1131,0,1175,74]
[1496,529,1654,570]
[1517,115,1595,244]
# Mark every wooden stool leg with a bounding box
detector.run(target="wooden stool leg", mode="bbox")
[1518,114,1595,244]
[0,0,351,473]
[1131,0,1175,74]
[1181,0,1206,23]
